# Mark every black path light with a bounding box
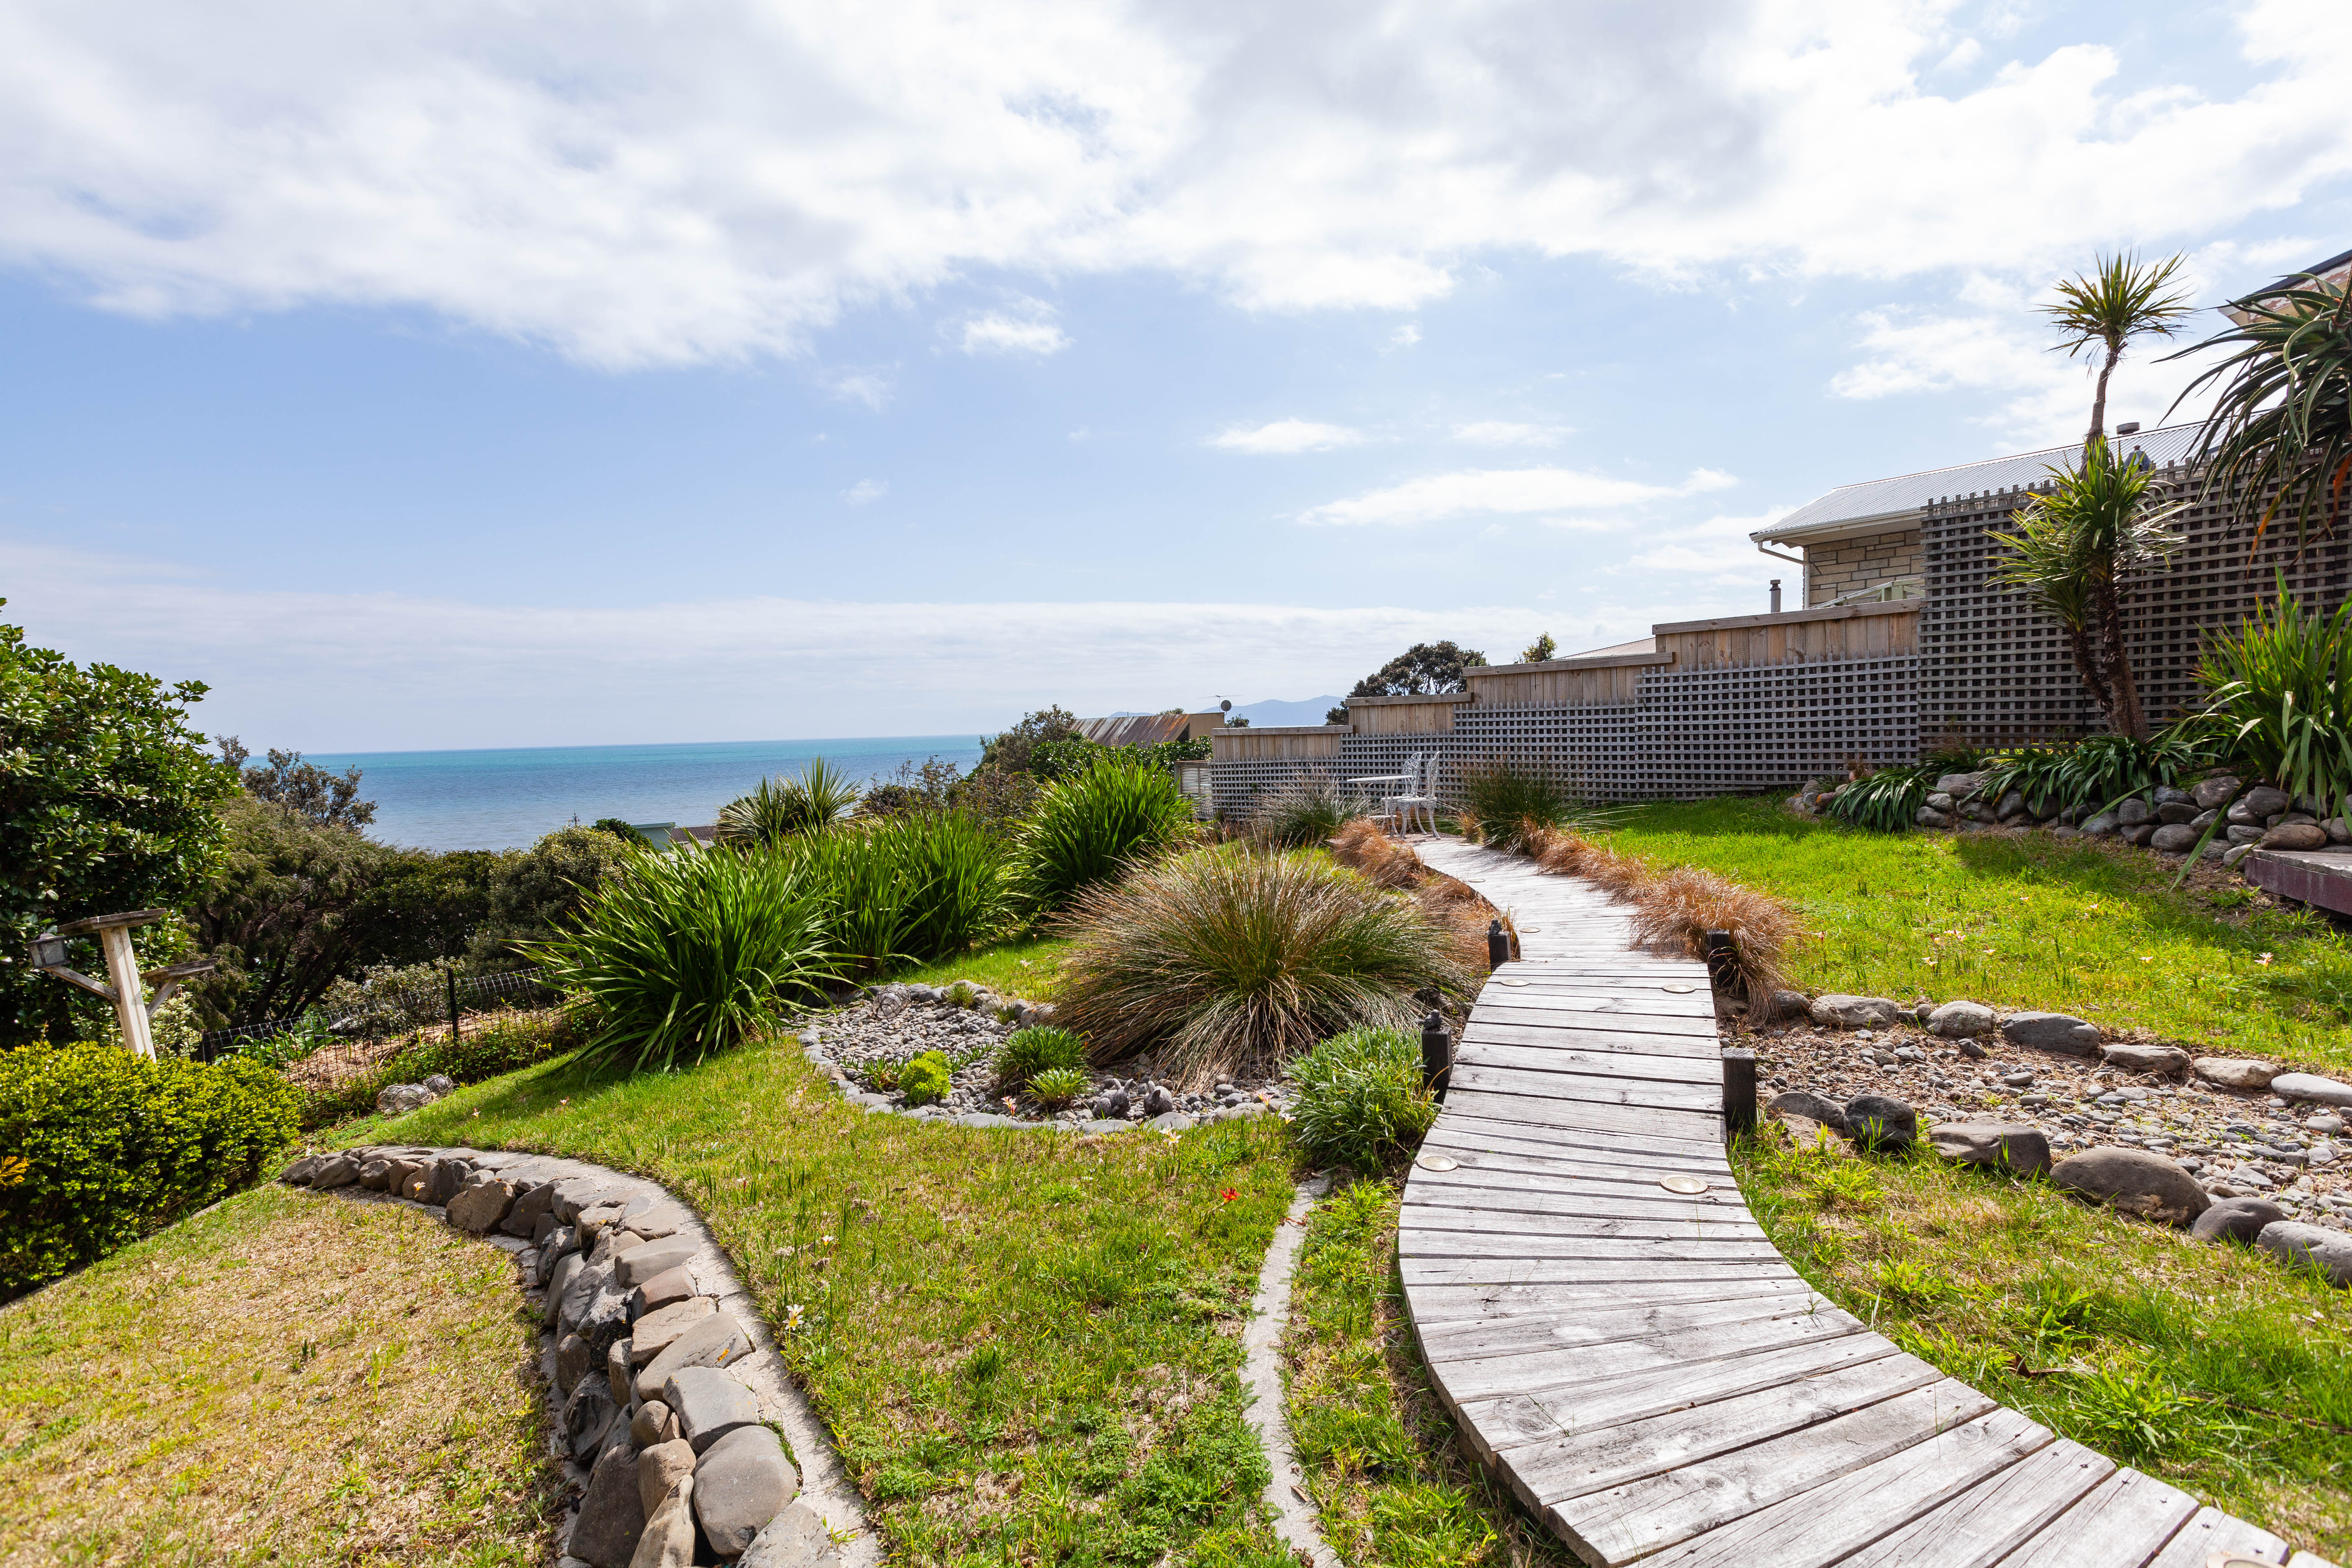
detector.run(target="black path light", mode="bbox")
[28,909,214,1060]
[1420,1009,1452,1099]
[1487,918,1511,970]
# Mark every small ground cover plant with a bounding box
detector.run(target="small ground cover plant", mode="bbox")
[1055,844,1473,1086]
[1737,1127,2352,1558]
[899,1049,954,1106]
[1283,1179,1574,1568]
[993,1025,1087,1092]
[1283,1026,1436,1172]
[1597,796,2352,1073]
[0,1182,556,1564]
[366,1043,1299,1567]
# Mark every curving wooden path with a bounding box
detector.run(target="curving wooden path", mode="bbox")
[1405,838,2328,1568]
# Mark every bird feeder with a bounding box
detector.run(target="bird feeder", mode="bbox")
[28,910,214,1060]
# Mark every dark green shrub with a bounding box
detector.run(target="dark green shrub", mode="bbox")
[534,843,838,1074]
[2183,583,2352,815]
[901,1050,953,1106]
[994,1026,1087,1091]
[1055,844,1473,1084]
[1284,1026,1436,1171]
[1826,765,1936,833]
[0,1042,301,1298]
[1014,753,1195,910]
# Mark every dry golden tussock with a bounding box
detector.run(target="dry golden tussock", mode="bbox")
[1627,866,1796,1009]
[1327,818,1427,889]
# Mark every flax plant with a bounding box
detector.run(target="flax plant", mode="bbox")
[716,758,863,846]
[2182,582,2352,823]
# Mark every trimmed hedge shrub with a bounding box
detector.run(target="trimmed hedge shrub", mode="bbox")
[0,1042,300,1299]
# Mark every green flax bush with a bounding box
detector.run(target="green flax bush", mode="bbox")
[0,1042,300,1298]
[1013,752,1195,911]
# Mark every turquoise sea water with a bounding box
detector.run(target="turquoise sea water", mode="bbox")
[308,735,986,851]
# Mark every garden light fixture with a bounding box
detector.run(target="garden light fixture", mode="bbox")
[28,909,213,1060]
[1420,1009,1452,1098]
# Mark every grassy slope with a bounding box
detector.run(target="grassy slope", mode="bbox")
[892,934,1075,1001]
[1284,1178,1571,1568]
[354,1036,1296,1568]
[0,1183,554,1567]
[1738,1129,2352,1560]
[1595,798,2352,1073]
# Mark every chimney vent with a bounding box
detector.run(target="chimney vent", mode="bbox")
[2115,421,2141,436]
[1769,579,1782,614]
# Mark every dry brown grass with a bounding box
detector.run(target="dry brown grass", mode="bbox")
[1331,823,1503,975]
[1521,828,1792,1009]
[0,1184,555,1566]
[1328,818,1427,889]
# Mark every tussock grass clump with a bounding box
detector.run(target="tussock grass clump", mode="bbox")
[1284,1026,1436,1171]
[1457,755,1594,853]
[1054,844,1473,1086]
[536,843,834,1073]
[1328,818,1428,889]
[1252,779,1361,848]
[1627,865,1797,1010]
[1014,751,1197,911]
[1026,1065,1090,1107]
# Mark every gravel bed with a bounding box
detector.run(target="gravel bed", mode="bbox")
[1744,1019,2352,1223]
[788,983,1290,1129]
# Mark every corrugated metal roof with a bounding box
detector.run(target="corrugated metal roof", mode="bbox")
[1076,713,1193,747]
[1756,421,2205,544]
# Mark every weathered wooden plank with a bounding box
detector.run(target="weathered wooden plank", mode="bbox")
[1994,1467,2204,1568]
[1398,1202,1767,1244]
[1420,1119,1734,1176]
[2138,1505,2290,1568]
[1436,1087,1721,1143]
[1402,1256,1800,1291]
[1401,1171,1755,1222]
[1826,1436,2111,1568]
[1427,1304,1866,1404]
[1473,1001,1720,1037]
[1458,1016,1723,1055]
[1504,1349,1943,1506]
[1457,1034,1724,1078]
[1446,1063,1724,1114]
[1416,1288,1840,1366]
[1398,1226,1783,1263]
[1408,1276,1818,1325]
[1552,1380,2000,1565]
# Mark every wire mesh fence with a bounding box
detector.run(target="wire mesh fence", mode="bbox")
[196,967,561,1062]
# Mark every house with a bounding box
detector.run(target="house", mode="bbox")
[1073,712,1225,746]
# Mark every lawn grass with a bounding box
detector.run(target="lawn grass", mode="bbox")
[1738,1127,2352,1560]
[1284,1178,1570,1568]
[353,1035,1297,1567]
[893,934,1075,1001]
[0,1183,555,1566]
[1589,798,2352,1073]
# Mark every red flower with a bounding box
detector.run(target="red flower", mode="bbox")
[1218,1187,1239,1202]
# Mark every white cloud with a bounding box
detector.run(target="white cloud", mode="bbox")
[828,371,895,411]
[1388,324,1422,349]
[1453,421,1571,448]
[1300,466,1735,527]
[0,3,2345,366]
[1210,419,1364,455]
[1626,505,1798,580]
[843,479,888,504]
[958,301,1070,355]
[0,542,1538,751]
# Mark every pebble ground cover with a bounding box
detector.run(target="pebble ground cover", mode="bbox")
[0,1182,555,1566]
[1738,1126,2352,1560]
[362,1032,1300,1567]
[1596,799,2352,1073]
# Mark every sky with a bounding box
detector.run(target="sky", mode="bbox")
[3,0,2350,751]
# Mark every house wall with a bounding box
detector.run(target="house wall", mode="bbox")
[1804,527,1924,605]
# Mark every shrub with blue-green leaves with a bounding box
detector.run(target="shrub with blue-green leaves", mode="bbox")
[993,1025,1088,1092]
[1283,1025,1438,1172]
[0,1041,301,1298]
[901,1050,954,1106]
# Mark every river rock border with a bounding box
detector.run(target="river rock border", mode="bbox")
[280,1145,876,1568]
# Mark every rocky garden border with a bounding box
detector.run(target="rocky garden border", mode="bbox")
[279,1145,876,1568]
[1757,990,2352,1286]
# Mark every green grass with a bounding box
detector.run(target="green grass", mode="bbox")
[893,934,1075,1001]
[1601,797,2352,1073]
[0,1183,555,1565]
[354,1037,1297,1568]
[1284,1179,1571,1568]
[1738,1128,2352,1559]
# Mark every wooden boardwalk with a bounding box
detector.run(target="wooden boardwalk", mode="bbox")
[1404,839,2325,1568]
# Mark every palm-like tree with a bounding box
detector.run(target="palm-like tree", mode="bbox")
[2043,251,2194,447]
[1989,438,2184,738]
[2168,269,2352,552]
[715,758,862,846]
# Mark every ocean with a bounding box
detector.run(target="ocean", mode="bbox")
[308,736,988,852]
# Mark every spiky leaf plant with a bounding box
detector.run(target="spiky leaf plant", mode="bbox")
[2181,581,2352,822]
[1011,751,1196,911]
[716,757,863,846]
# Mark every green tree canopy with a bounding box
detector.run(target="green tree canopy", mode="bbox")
[1328,641,1490,722]
[216,737,375,830]
[1,611,236,1047]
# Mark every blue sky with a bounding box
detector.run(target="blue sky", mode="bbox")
[2,0,2349,750]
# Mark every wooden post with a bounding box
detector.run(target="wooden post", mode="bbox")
[446,967,462,1041]
[97,924,155,1060]
[1721,1048,1757,1140]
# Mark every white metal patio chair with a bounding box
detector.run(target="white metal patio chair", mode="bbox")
[1391,754,1441,836]
[1347,753,1420,830]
